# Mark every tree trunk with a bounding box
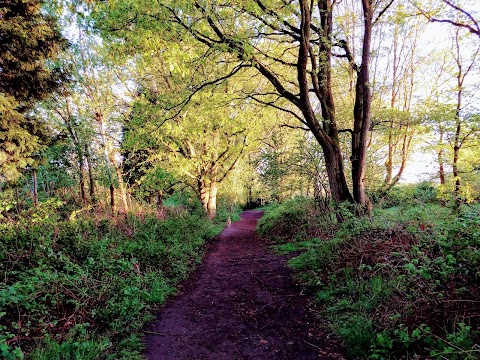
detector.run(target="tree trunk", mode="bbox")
[64,108,87,206]
[453,36,463,209]
[85,144,96,203]
[156,191,163,210]
[438,128,445,185]
[323,143,353,203]
[32,168,38,207]
[96,111,117,213]
[351,0,374,207]
[70,135,87,205]
[110,185,116,214]
[111,156,129,213]
[79,168,87,205]
[385,119,394,185]
[299,0,353,204]
[453,132,461,206]
[198,177,209,212]
[438,151,445,185]
[207,171,218,219]
[386,133,412,191]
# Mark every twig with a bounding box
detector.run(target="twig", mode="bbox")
[251,274,264,288]
[142,330,184,336]
[303,340,323,351]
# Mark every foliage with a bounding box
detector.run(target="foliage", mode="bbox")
[0,208,217,358]
[257,197,323,243]
[371,182,439,208]
[0,0,68,182]
[254,130,328,202]
[260,190,480,358]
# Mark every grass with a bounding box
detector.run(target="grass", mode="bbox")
[259,192,480,359]
[0,204,219,359]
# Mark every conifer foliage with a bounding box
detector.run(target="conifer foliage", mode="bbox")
[0,0,67,181]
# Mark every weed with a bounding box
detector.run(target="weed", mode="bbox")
[261,193,480,359]
[0,210,216,358]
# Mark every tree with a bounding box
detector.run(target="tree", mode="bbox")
[450,28,480,207]
[0,0,67,182]
[41,1,134,212]
[91,0,396,209]
[125,87,257,219]
[369,3,425,189]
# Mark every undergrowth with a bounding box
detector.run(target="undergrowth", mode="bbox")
[0,204,218,359]
[260,194,480,359]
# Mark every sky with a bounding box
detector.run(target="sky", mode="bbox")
[397,2,480,184]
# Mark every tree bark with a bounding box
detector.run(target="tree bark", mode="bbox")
[352,0,373,206]
[110,154,129,213]
[438,128,445,185]
[66,124,87,205]
[453,119,461,206]
[207,169,218,219]
[32,168,38,207]
[385,119,394,185]
[110,184,115,214]
[198,177,209,212]
[96,111,116,213]
[351,0,374,207]
[62,98,87,205]
[85,144,96,203]
[156,191,163,210]
[453,29,464,209]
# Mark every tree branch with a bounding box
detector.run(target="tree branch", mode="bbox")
[280,123,310,131]
[374,0,395,25]
[246,94,305,124]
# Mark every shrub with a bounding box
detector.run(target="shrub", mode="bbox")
[373,182,439,208]
[257,197,333,242]
[0,211,216,358]
[262,199,480,359]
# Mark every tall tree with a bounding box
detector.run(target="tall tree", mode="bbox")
[92,0,394,208]
[0,0,68,182]
[41,1,133,211]
[450,28,479,207]
[126,87,257,219]
[371,4,424,189]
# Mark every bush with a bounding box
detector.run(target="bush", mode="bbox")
[373,182,439,208]
[0,211,216,358]
[257,197,327,242]
[261,199,480,359]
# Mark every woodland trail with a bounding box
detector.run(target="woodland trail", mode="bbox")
[144,210,344,360]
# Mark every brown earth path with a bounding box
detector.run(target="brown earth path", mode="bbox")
[143,210,344,360]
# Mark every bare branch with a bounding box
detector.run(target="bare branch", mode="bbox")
[246,94,306,124]
[414,0,480,38]
[374,0,395,25]
[442,0,480,35]
[280,123,310,131]
[335,40,359,72]
[250,57,300,107]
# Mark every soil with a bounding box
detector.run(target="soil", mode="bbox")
[144,210,345,360]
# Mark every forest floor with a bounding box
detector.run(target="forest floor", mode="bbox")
[143,210,345,360]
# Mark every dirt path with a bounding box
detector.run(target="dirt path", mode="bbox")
[144,210,344,360]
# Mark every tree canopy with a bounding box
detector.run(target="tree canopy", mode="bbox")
[0,0,67,182]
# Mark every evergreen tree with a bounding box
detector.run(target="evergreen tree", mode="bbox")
[0,0,68,182]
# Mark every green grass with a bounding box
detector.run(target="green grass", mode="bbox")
[0,209,217,359]
[260,194,480,359]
